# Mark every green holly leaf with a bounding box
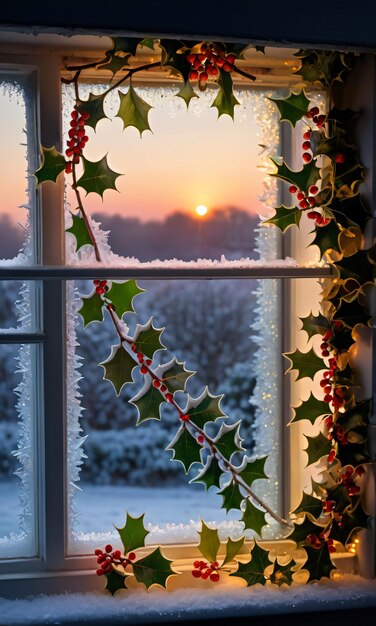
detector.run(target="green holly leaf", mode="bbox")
[183,389,226,428]
[160,39,190,83]
[334,297,372,329]
[263,205,302,233]
[241,499,267,535]
[299,312,330,340]
[222,536,245,566]
[76,93,107,130]
[106,280,144,319]
[211,70,240,119]
[330,502,369,545]
[213,421,245,461]
[238,456,268,487]
[115,512,149,553]
[155,358,195,394]
[140,38,155,50]
[288,515,325,544]
[78,290,104,326]
[326,483,351,513]
[132,319,166,359]
[130,380,165,424]
[167,425,202,473]
[334,248,376,286]
[339,399,371,437]
[291,393,330,425]
[270,91,310,127]
[100,345,135,395]
[132,547,174,590]
[333,363,356,387]
[116,87,152,136]
[35,145,66,185]
[337,442,370,467]
[109,37,142,57]
[97,55,130,77]
[220,480,244,513]
[198,520,220,563]
[284,348,325,382]
[190,455,223,491]
[327,107,359,127]
[270,559,296,586]
[176,80,198,108]
[104,569,127,595]
[303,544,336,582]
[292,492,323,519]
[329,194,371,231]
[66,212,93,252]
[270,158,320,193]
[304,432,332,466]
[311,220,342,258]
[230,541,272,586]
[76,155,121,199]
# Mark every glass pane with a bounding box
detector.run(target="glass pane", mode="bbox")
[0,281,36,331]
[63,83,282,262]
[67,277,282,553]
[0,344,37,558]
[0,76,36,264]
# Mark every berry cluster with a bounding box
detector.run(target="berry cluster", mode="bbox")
[93,279,108,296]
[288,183,330,226]
[340,465,364,496]
[306,106,326,129]
[191,559,220,582]
[65,109,89,173]
[130,343,176,403]
[306,531,336,553]
[187,43,236,90]
[94,544,136,576]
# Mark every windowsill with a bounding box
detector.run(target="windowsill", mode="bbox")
[0,572,376,625]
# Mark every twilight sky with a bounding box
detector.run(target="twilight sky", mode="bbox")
[1,84,268,229]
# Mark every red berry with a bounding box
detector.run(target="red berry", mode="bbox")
[145,359,152,366]
[310,106,320,117]
[140,365,148,375]
[67,139,75,148]
[165,392,174,402]
[65,149,74,158]
[308,196,316,206]
[65,163,72,174]
[200,71,208,82]
[321,218,331,226]
[320,379,328,388]
[329,545,336,553]
[160,385,167,392]
[73,155,80,164]
[323,330,333,341]
[302,152,312,163]
[299,200,309,209]
[137,354,144,363]
[68,129,76,138]
[71,109,79,119]
[355,465,365,476]
[78,141,86,149]
[289,185,298,193]
[152,379,161,388]
[105,544,112,553]
[180,414,190,422]
[96,568,104,576]
[328,450,336,463]
[83,135,89,143]
[317,114,326,125]
[324,394,332,403]
[320,342,328,350]
[302,141,311,150]
[309,185,319,195]
[227,53,236,64]
[128,552,136,561]
[223,62,232,72]
[324,385,332,394]
[113,550,121,559]
[192,569,201,578]
[307,211,316,219]
[197,435,205,444]
[335,153,345,164]
[297,192,305,201]
[96,286,105,295]
[80,111,90,121]
[316,216,324,225]
[70,120,78,128]
[189,70,198,80]
[193,560,201,568]
[303,131,311,140]
[210,572,220,582]
[95,548,103,556]
[322,350,330,357]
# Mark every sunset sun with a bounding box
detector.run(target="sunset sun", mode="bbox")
[195,204,208,217]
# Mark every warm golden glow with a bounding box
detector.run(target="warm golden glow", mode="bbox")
[195,204,208,217]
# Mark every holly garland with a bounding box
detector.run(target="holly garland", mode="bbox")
[34,39,374,591]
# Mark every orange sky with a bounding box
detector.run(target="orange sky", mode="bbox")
[1,86,266,227]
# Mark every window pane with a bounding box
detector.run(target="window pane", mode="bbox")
[0,281,37,331]
[0,343,37,558]
[0,75,36,264]
[67,277,282,553]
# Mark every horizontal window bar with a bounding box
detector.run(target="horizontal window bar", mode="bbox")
[0,332,45,343]
[0,266,332,280]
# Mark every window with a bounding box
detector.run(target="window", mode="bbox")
[0,34,368,597]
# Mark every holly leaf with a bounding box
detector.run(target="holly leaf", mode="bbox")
[337,442,370,467]
[211,70,240,119]
[219,480,244,513]
[100,345,135,395]
[302,544,336,582]
[339,399,371,436]
[270,91,310,127]
[76,155,121,198]
[190,455,223,491]
[264,205,302,233]
[326,483,351,513]
[132,547,174,590]
[131,319,166,359]
[155,357,195,394]
[213,421,245,461]
[299,312,330,340]
[115,512,149,553]
[140,38,155,50]
[311,220,342,258]
[284,348,325,382]
[292,492,323,519]
[222,536,245,566]
[288,516,325,544]
[97,55,130,77]
[304,432,332,466]
[167,425,202,473]
[66,212,93,252]
[176,80,198,108]
[116,87,152,137]
[327,107,359,127]
[106,280,144,318]
[270,158,320,193]
[78,291,104,326]
[35,145,66,185]
[160,39,190,83]
[238,456,268,487]
[329,194,371,231]
[334,248,376,286]
[230,541,271,586]
[130,379,165,424]
[291,393,330,425]
[333,363,356,387]
[198,520,220,563]
[330,502,369,545]
[334,297,372,329]
[76,93,107,130]
[104,569,127,595]
[109,37,142,57]
[270,559,296,586]
[241,499,267,536]
[183,389,226,428]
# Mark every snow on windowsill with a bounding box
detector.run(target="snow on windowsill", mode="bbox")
[0,575,375,625]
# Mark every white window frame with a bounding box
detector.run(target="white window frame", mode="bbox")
[0,46,363,598]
